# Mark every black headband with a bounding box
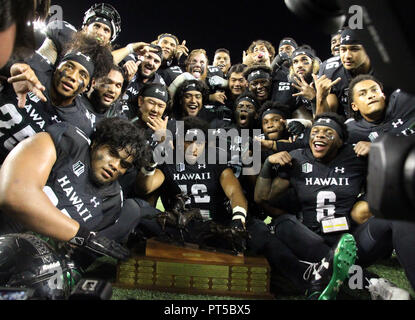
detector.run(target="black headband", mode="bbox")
[235,96,259,109]
[340,29,362,45]
[158,33,179,45]
[279,39,298,49]
[261,108,287,121]
[60,51,95,77]
[149,44,163,60]
[312,118,345,140]
[247,69,271,83]
[291,48,315,61]
[89,16,113,35]
[141,86,169,103]
[183,83,200,93]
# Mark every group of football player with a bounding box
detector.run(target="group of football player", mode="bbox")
[0,1,414,300]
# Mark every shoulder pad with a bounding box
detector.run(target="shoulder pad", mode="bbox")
[319,56,342,78]
[46,20,77,54]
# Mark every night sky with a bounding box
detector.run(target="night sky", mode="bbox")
[50,0,334,64]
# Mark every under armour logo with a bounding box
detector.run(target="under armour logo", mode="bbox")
[392,119,403,128]
[155,88,166,96]
[316,118,331,124]
[335,167,345,174]
[198,164,206,169]
[341,35,351,43]
[186,129,199,136]
[250,71,261,77]
[90,197,100,208]
[76,51,91,62]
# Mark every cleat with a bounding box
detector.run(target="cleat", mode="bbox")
[306,233,357,300]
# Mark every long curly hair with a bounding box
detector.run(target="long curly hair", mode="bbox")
[62,32,113,80]
[90,117,153,169]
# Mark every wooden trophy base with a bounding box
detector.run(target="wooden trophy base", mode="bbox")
[115,238,274,299]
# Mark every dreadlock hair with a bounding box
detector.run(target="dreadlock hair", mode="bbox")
[63,32,113,80]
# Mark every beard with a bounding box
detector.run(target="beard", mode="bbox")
[89,89,113,114]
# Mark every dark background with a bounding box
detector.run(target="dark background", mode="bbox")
[50,0,333,64]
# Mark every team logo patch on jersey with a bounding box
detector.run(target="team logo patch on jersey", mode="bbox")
[302,163,313,174]
[72,161,85,177]
[369,132,379,142]
[177,163,186,172]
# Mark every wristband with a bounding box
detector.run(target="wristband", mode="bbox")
[141,163,158,176]
[232,206,247,224]
[260,158,273,179]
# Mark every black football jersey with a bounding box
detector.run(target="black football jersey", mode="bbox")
[346,89,415,144]
[207,66,224,79]
[277,144,367,232]
[271,79,315,116]
[45,20,77,60]
[160,149,230,224]
[45,122,123,231]
[27,53,97,136]
[0,82,61,163]
[157,65,183,86]
[115,72,166,120]
[319,56,375,119]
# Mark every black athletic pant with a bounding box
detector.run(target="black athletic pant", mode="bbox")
[265,214,415,291]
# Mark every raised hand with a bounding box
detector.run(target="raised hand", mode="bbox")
[312,73,341,100]
[8,63,47,108]
[292,74,316,101]
[175,40,189,60]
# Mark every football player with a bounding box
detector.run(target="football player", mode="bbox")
[36,3,152,67]
[171,79,211,120]
[255,112,415,299]
[134,116,270,255]
[184,49,227,105]
[346,74,415,146]
[243,64,273,104]
[84,65,128,121]
[271,37,298,71]
[315,28,372,118]
[213,48,232,76]
[114,44,165,120]
[115,83,171,201]
[0,117,152,263]
[330,29,344,57]
[243,40,276,68]
[1,35,113,163]
[224,64,248,110]
[272,46,320,119]
[153,33,188,86]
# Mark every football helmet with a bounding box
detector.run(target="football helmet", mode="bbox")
[0,233,74,300]
[82,3,121,43]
